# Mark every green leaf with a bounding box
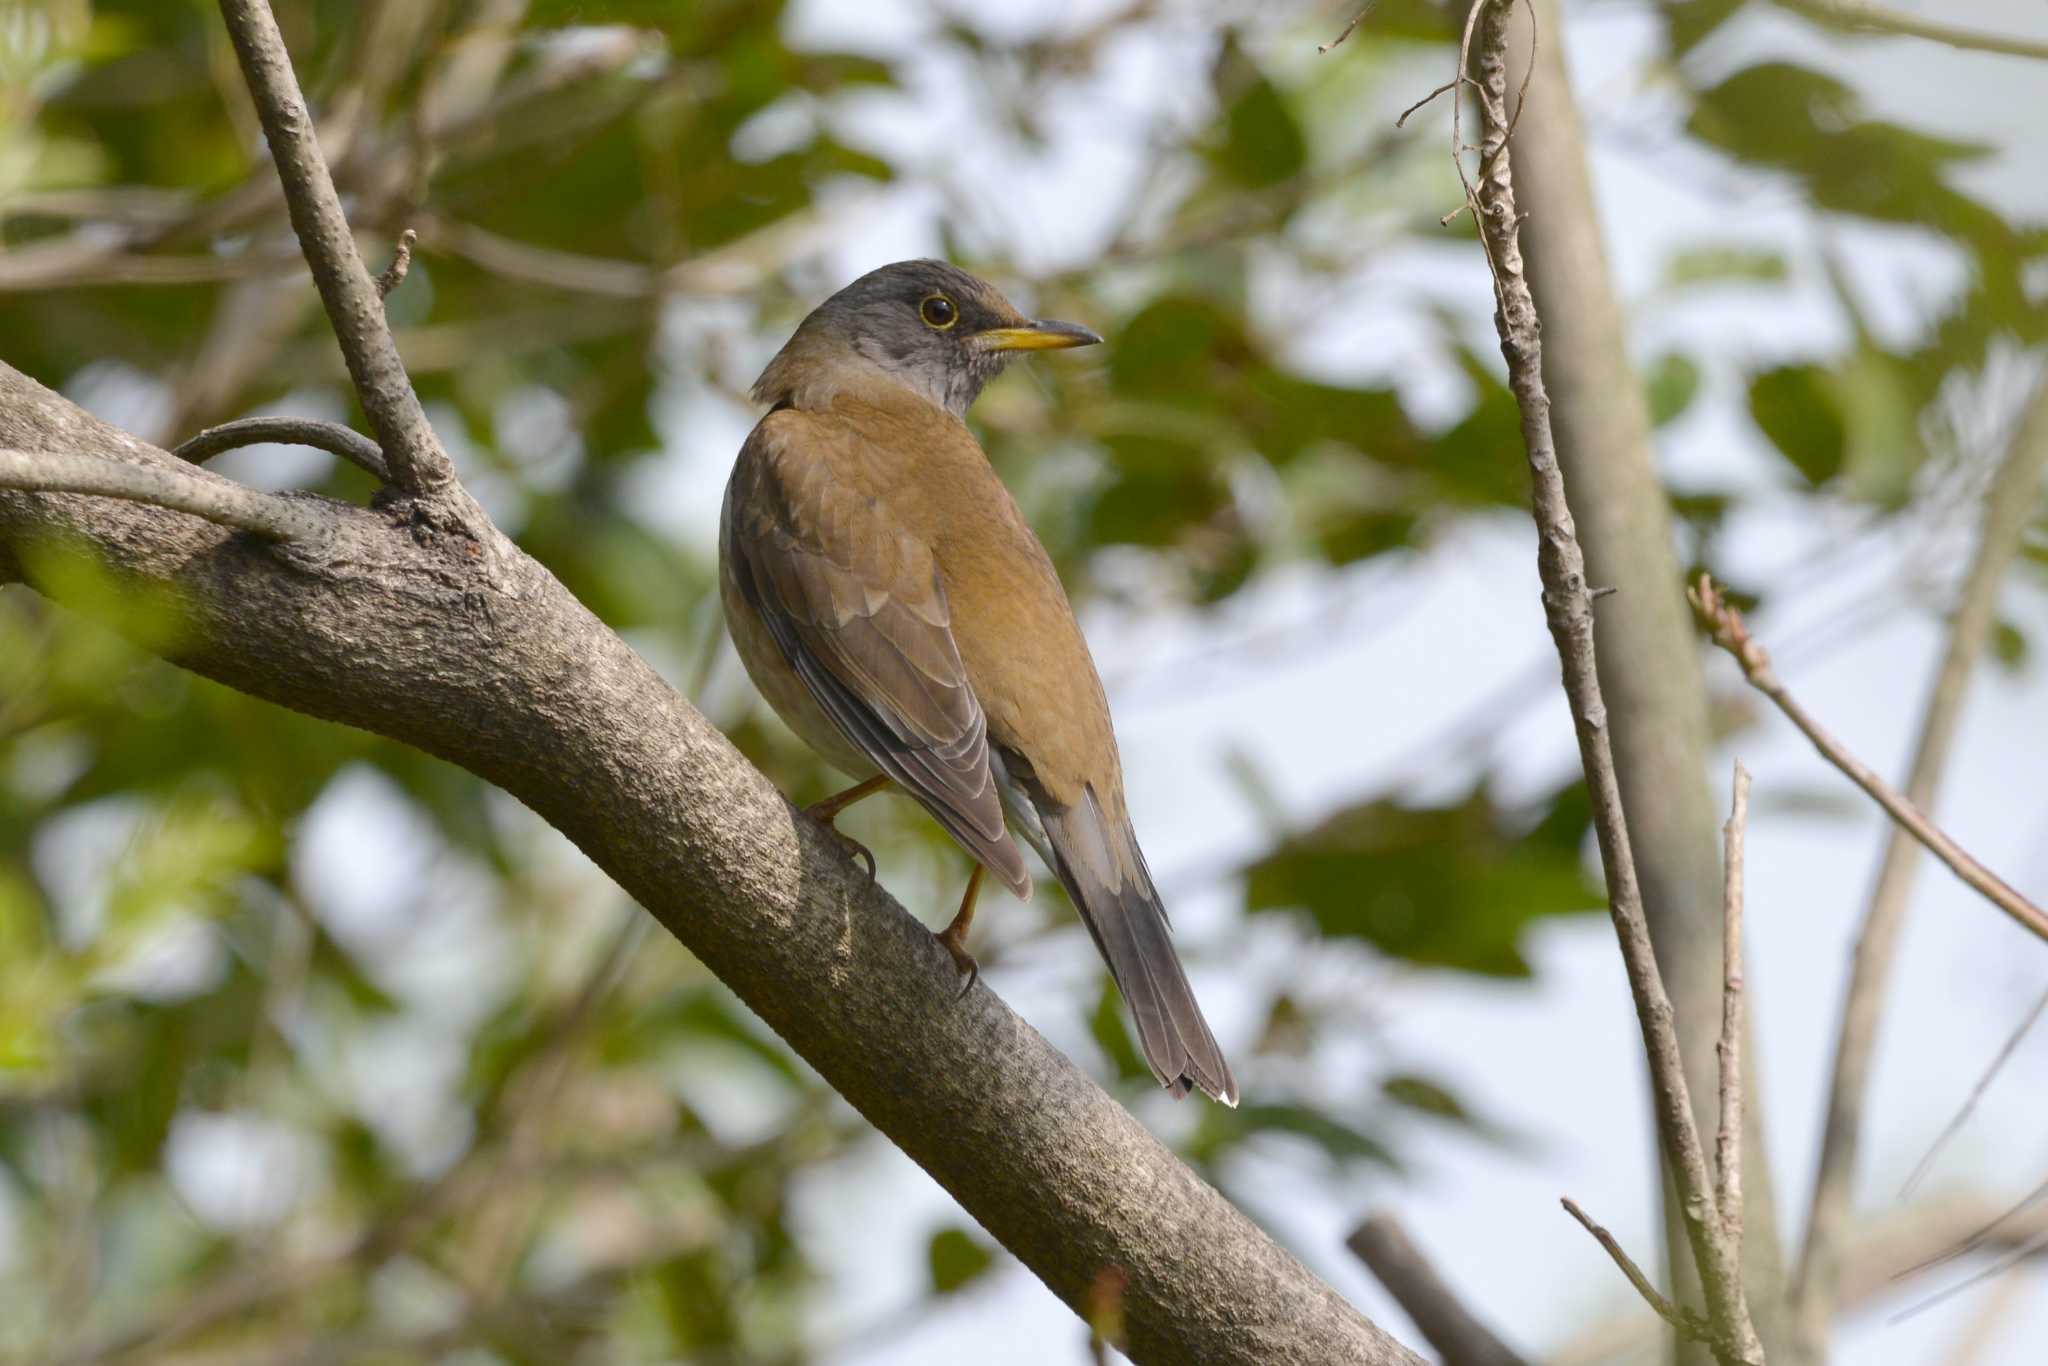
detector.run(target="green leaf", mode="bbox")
[1212,43,1305,189]
[1992,619,2027,673]
[1191,1102,1397,1170]
[1748,363,1846,486]
[1242,781,1599,977]
[1664,247,1788,289]
[1381,1073,1469,1124]
[1646,353,1701,427]
[927,1227,995,1295]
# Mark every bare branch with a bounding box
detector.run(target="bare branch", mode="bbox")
[1560,1198,1708,1341]
[216,0,455,497]
[1497,3,1789,1339]
[1552,1194,2048,1365]
[0,239,304,291]
[1776,0,2048,61]
[1348,1214,1528,1366]
[1716,762,1750,1256]
[376,228,418,299]
[1691,576,2048,947]
[1319,2,1379,53]
[1785,372,2048,1357]
[1457,2,1761,1358]
[0,448,332,545]
[172,417,391,483]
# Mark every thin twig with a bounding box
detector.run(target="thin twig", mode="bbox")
[1690,576,2048,947]
[172,417,391,482]
[1396,80,1459,129]
[1716,762,1751,1259]
[376,228,418,299]
[1776,0,2048,62]
[1901,985,2048,1199]
[1560,1198,1708,1341]
[1348,1214,1529,1366]
[1890,1220,2048,1323]
[1319,1,1380,53]
[1457,2,1761,1359]
[1787,372,2048,1356]
[0,448,332,545]
[216,0,455,496]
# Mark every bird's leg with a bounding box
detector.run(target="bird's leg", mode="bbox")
[937,863,985,999]
[804,774,890,880]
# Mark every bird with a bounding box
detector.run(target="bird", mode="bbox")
[719,259,1237,1105]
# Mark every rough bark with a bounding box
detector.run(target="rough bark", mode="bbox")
[1503,6,1787,1357]
[1468,0,1760,1357]
[0,361,1417,1366]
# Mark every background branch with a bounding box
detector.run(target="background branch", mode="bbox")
[1348,1213,1529,1366]
[1691,576,2048,947]
[1781,371,2048,1362]
[1775,0,2048,61]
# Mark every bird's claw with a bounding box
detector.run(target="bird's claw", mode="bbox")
[937,926,979,1000]
[807,814,876,882]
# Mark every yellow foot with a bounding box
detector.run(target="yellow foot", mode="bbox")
[937,863,985,1000]
[937,922,979,999]
[804,775,890,881]
[814,823,876,882]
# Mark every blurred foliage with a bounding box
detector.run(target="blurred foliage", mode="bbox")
[0,0,2042,1360]
[1243,779,1598,978]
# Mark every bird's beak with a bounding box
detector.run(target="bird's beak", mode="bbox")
[971,319,1103,353]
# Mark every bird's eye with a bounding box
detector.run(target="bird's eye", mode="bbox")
[920,294,958,329]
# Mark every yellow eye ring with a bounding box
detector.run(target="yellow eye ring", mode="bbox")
[920,294,959,329]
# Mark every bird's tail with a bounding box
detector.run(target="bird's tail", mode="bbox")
[1030,784,1237,1106]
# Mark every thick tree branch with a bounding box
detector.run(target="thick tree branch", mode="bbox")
[0,361,1417,1366]
[1500,3,1788,1351]
[0,448,333,545]
[1459,2,1761,1360]
[1348,1214,1528,1366]
[216,0,455,497]
[172,417,391,483]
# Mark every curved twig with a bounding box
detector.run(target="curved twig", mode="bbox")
[173,417,391,483]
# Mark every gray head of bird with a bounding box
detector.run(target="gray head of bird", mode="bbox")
[751,258,1101,418]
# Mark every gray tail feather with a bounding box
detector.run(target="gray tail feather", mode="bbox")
[1034,786,1237,1106]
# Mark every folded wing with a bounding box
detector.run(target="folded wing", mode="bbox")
[724,422,1030,897]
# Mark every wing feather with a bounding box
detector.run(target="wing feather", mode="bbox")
[726,423,1029,896]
